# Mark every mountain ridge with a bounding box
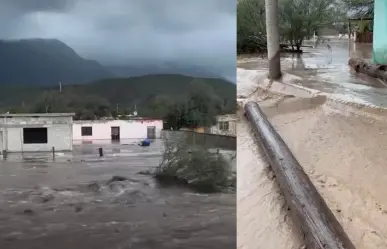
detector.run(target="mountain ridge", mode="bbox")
[0,38,113,85]
[0,38,233,85]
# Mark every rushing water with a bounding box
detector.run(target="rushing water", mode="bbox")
[238,40,387,107]
[0,141,236,249]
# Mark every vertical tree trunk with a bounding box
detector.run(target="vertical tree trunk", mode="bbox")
[296,39,303,52]
[265,0,282,79]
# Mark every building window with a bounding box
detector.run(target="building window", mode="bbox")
[219,121,229,131]
[81,126,93,136]
[23,128,48,144]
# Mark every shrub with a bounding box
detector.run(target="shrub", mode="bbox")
[154,136,234,193]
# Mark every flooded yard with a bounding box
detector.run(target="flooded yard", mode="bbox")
[237,40,387,248]
[238,41,387,107]
[0,140,236,249]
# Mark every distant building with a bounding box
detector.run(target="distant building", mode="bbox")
[210,114,237,137]
[72,118,163,142]
[347,3,373,43]
[0,113,74,153]
[178,114,237,136]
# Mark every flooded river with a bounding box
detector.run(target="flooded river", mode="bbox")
[0,140,236,249]
[237,41,387,249]
[238,40,387,107]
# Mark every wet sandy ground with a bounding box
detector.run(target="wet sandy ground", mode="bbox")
[237,111,302,249]
[238,41,387,248]
[0,141,236,249]
[238,87,387,248]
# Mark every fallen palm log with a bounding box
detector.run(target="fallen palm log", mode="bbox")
[244,101,355,249]
[348,58,387,81]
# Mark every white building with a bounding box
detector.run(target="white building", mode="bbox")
[210,114,237,137]
[72,119,163,141]
[0,113,74,153]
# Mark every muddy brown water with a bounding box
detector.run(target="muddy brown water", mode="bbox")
[0,140,236,249]
[238,40,387,107]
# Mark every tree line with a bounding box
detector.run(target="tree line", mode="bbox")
[237,0,360,54]
[0,78,235,130]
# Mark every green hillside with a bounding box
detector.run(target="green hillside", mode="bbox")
[0,74,236,122]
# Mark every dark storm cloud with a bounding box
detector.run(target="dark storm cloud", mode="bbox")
[0,0,76,12]
[0,0,236,81]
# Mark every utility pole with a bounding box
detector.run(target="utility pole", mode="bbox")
[265,0,282,79]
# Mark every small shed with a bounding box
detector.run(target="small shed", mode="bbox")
[0,113,74,153]
[347,4,373,43]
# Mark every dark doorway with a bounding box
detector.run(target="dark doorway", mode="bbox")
[0,131,3,152]
[147,126,156,139]
[23,128,48,144]
[111,126,120,141]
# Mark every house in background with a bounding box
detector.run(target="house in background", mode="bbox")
[210,114,237,137]
[177,114,237,137]
[0,113,74,153]
[73,118,163,142]
[347,4,373,43]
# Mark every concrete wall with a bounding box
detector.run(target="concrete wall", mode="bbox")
[73,119,163,141]
[210,114,237,137]
[0,115,73,152]
[162,130,236,150]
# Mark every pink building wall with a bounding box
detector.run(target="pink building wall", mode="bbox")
[73,119,163,141]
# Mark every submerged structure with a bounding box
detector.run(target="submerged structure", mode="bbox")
[72,118,163,142]
[373,0,387,64]
[0,113,74,153]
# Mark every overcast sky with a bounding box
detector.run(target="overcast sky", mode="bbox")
[0,0,236,81]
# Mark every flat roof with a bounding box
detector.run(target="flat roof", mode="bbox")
[0,113,75,117]
[74,118,162,123]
